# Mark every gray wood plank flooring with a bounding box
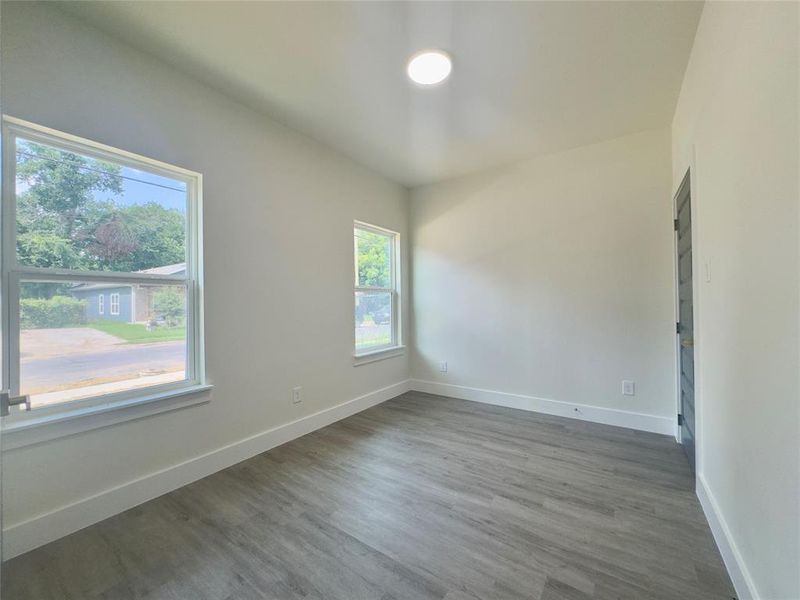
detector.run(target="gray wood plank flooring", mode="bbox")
[2,392,735,599]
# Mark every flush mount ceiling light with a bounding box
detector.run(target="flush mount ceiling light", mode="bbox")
[406,50,452,86]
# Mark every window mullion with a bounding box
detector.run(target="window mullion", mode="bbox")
[6,272,21,395]
[186,279,196,383]
[13,267,188,286]
[2,125,17,394]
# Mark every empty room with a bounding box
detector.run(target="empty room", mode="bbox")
[0,1,798,599]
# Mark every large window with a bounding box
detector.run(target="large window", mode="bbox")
[2,117,205,419]
[354,222,400,356]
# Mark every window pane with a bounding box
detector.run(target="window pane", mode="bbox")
[20,280,187,409]
[355,227,391,288]
[15,138,187,273]
[355,291,392,352]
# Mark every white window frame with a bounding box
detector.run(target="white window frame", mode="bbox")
[353,221,403,364]
[98,293,104,315]
[109,292,120,316]
[1,116,209,448]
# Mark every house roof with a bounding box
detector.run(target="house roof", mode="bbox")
[138,263,185,276]
[71,263,186,293]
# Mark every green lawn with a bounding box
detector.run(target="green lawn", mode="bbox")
[89,321,185,344]
[355,323,391,353]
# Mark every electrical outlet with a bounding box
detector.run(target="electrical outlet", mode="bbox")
[439,361,448,373]
[292,386,303,404]
[622,380,635,396]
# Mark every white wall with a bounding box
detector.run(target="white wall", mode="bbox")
[4,6,798,595]
[0,1,409,552]
[410,128,676,427]
[671,2,799,599]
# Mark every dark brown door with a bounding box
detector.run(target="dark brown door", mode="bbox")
[675,171,695,473]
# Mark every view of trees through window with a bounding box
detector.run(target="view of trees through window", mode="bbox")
[16,139,186,273]
[355,226,396,353]
[15,138,189,407]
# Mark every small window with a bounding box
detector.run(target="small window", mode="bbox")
[354,222,400,355]
[109,293,120,316]
[2,116,205,415]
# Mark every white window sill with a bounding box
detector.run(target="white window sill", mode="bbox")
[353,345,406,366]
[2,383,213,450]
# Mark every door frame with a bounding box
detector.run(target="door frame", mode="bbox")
[672,159,702,478]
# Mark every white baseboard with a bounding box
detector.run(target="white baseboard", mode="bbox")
[3,379,411,560]
[697,474,758,600]
[409,380,674,435]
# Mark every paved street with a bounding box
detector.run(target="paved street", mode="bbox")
[21,322,387,396]
[22,341,185,391]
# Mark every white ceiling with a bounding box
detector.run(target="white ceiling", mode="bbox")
[61,1,703,187]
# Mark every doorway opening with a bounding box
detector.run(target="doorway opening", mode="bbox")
[674,169,695,473]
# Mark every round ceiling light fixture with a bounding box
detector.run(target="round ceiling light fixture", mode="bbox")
[406,50,452,86]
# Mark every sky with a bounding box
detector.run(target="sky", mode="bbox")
[95,166,187,213]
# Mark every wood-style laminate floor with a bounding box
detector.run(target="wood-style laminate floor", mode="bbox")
[3,392,735,600]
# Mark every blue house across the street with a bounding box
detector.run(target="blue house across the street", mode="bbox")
[70,263,185,324]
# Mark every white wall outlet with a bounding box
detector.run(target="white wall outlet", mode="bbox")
[439,361,448,373]
[622,380,635,396]
[292,386,303,404]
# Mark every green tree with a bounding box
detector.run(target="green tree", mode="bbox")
[16,140,122,243]
[356,231,390,287]
[153,287,184,326]
[355,230,391,324]
[16,231,84,269]
[104,203,185,272]
[15,141,185,275]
